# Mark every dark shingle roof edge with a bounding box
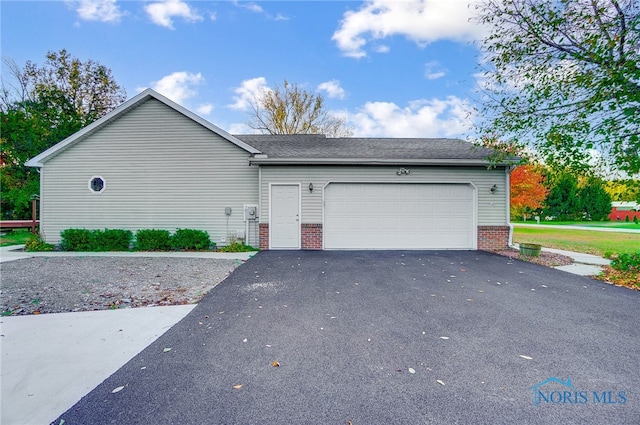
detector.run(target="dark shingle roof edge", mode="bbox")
[235,134,518,166]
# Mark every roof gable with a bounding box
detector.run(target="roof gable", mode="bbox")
[26,89,260,167]
[236,134,510,166]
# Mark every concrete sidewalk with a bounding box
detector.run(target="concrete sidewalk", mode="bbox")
[1,305,196,425]
[0,245,257,263]
[512,244,612,277]
[544,247,612,276]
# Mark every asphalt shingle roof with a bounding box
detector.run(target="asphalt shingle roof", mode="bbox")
[234,134,498,163]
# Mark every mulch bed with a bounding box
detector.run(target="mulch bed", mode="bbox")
[494,248,574,268]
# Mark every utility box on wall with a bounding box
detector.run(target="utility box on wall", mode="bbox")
[244,205,258,221]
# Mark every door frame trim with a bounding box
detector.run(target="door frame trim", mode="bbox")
[269,183,301,250]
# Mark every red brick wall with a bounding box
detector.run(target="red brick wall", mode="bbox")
[301,223,323,250]
[477,226,510,251]
[261,223,509,251]
[259,223,269,250]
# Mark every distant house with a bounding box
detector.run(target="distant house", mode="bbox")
[26,89,515,250]
[609,202,640,221]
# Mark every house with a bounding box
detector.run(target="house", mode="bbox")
[26,89,515,251]
[608,202,640,221]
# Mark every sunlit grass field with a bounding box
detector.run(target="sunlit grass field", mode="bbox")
[513,227,639,257]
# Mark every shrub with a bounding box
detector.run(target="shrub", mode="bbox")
[135,229,171,251]
[60,228,132,251]
[611,252,640,273]
[218,241,258,252]
[170,229,213,251]
[60,229,95,251]
[94,229,132,251]
[25,234,54,252]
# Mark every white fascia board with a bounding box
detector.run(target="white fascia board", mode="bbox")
[248,157,505,167]
[25,88,261,168]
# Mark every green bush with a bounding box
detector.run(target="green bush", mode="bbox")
[25,234,54,252]
[94,229,132,251]
[170,229,213,251]
[60,228,95,251]
[611,252,640,273]
[60,228,218,251]
[135,229,171,251]
[60,228,132,251]
[218,241,258,252]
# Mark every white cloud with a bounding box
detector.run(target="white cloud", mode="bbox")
[146,71,205,105]
[317,80,346,100]
[228,122,258,134]
[68,0,122,22]
[229,77,268,111]
[196,103,214,115]
[232,1,288,20]
[332,0,483,58]
[244,3,263,13]
[424,60,447,80]
[145,0,202,29]
[349,96,473,137]
[233,1,263,13]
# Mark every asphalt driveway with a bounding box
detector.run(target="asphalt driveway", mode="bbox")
[55,251,639,425]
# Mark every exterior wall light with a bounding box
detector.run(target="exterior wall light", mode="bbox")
[490,184,498,193]
[308,182,314,192]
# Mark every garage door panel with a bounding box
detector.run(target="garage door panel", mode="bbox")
[324,183,475,249]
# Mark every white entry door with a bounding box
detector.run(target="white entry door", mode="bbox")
[270,184,300,249]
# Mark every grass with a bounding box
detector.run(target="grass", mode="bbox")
[513,227,639,257]
[0,229,33,247]
[514,220,639,229]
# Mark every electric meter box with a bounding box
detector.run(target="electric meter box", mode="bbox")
[244,205,258,221]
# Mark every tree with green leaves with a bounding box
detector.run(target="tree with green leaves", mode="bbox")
[544,173,582,220]
[578,178,613,220]
[1,50,126,219]
[247,80,353,137]
[475,0,640,174]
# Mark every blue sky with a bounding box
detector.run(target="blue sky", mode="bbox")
[1,0,487,137]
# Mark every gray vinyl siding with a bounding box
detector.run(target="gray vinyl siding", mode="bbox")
[40,98,258,245]
[259,165,508,226]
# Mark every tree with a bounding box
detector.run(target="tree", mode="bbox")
[475,0,640,174]
[544,173,581,220]
[578,178,612,220]
[604,179,640,202]
[1,50,126,219]
[247,80,353,137]
[510,164,549,220]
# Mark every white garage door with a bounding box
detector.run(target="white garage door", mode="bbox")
[324,183,475,249]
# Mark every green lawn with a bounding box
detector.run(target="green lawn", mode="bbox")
[0,229,33,247]
[514,220,639,229]
[513,227,639,257]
